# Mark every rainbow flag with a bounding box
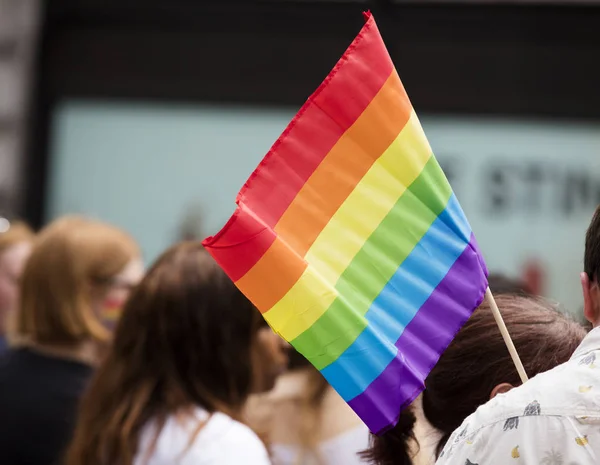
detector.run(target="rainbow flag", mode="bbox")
[203,13,488,434]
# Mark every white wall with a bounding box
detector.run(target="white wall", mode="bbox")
[48,100,600,314]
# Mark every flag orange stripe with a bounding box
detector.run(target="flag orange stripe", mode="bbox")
[235,237,307,313]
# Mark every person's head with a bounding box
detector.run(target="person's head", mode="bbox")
[582,205,600,327]
[66,242,288,465]
[363,294,587,465]
[13,216,142,347]
[0,221,35,336]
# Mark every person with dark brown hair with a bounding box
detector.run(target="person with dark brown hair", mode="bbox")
[361,294,587,465]
[435,205,600,464]
[65,241,289,465]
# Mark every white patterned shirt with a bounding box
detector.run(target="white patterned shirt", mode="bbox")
[436,327,600,465]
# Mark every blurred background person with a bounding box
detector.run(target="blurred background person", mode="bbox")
[361,294,586,465]
[247,349,369,465]
[0,216,142,465]
[0,220,35,353]
[66,242,289,465]
[486,273,532,297]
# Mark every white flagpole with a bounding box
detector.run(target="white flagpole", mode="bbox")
[485,287,529,384]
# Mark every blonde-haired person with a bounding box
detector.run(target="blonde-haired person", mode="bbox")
[0,220,35,352]
[247,351,370,465]
[0,216,143,465]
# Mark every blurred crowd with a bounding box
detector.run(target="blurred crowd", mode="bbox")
[0,207,598,465]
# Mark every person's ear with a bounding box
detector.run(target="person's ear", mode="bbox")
[490,383,514,400]
[581,272,600,327]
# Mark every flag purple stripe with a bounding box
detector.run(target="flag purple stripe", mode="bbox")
[346,233,488,434]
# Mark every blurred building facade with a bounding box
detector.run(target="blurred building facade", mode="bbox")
[0,0,39,219]
[3,0,600,312]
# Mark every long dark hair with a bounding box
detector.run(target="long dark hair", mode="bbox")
[362,294,587,465]
[66,242,262,465]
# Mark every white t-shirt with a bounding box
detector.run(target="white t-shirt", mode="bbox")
[134,408,271,465]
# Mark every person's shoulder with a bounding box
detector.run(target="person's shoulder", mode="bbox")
[188,410,271,464]
[469,352,600,429]
[0,348,26,368]
[142,409,271,465]
[437,413,600,464]
[0,349,38,388]
[204,411,264,443]
[436,351,600,463]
